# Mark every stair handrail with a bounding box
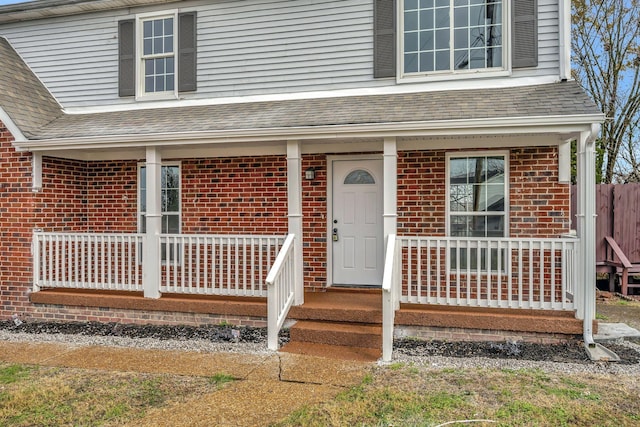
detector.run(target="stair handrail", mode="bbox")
[382,234,399,362]
[266,233,296,350]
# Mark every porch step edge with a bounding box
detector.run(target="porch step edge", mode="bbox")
[279,341,381,362]
[290,320,382,349]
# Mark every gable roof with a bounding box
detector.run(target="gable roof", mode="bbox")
[30,80,602,141]
[0,37,62,137]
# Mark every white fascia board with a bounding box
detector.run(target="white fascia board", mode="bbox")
[0,107,27,142]
[15,114,605,153]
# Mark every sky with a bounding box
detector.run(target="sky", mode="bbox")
[0,0,32,5]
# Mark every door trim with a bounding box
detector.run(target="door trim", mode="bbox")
[326,154,383,287]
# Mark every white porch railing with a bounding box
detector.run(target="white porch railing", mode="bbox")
[399,236,578,310]
[266,234,296,350]
[33,232,145,291]
[159,234,285,297]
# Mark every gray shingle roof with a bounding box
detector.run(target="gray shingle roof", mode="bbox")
[33,81,601,140]
[0,33,601,142]
[0,37,62,138]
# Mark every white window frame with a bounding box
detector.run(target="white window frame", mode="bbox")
[397,0,511,83]
[137,161,182,235]
[135,10,179,101]
[445,151,509,274]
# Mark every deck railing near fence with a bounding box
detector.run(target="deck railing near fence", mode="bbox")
[398,236,578,310]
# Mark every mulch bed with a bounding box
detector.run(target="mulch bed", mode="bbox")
[2,320,639,364]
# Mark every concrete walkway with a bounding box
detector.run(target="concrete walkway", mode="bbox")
[0,341,372,426]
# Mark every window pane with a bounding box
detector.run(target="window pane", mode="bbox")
[145,76,154,93]
[164,35,173,53]
[164,17,173,35]
[164,189,180,212]
[467,157,486,183]
[405,0,419,10]
[405,32,419,52]
[450,184,472,211]
[454,50,468,69]
[450,215,470,236]
[405,11,419,31]
[435,0,449,7]
[140,215,146,233]
[166,214,180,234]
[485,185,504,211]
[165,166,180,188]
[420,30,434,50]
[154,19,163,36]
[143,20,152,38]
[469,5,485,24]
[155,76,165,92]
[454,28,468,49]
[140,189,146,212]
[419,9,434,30]
[434,7,449,29]
[486,215,504,237]
[405,53,419,73]
[344,170,375,184]
[486,156,504,181]
[435,28,449,49]
[143,39,153,56]
[166,75,175,91]
[420,0,434,7]
[420,52,434,72]
[453,6,467,27]
[435,50,449,70]
[488,47,502,68]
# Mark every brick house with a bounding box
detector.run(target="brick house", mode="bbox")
[0,0,603,360]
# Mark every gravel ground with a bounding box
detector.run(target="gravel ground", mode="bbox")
[2,320,640,375]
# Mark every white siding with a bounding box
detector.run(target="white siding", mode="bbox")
[0,0,560,108]
[512,0,560,78]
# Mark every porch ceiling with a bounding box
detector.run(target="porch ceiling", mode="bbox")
[5,80,604,158]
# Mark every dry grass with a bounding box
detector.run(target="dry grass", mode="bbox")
[276,366,640,427]
[0,363,229,426]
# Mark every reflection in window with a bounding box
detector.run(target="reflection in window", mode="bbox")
[403,0,503,74]
[344,170,375,184]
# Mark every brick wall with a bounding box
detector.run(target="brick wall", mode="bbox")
[181,156,288,234]
[398,147,570,238]
[86,161,138,233]
[0,128,570,325]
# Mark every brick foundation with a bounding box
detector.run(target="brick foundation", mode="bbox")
[395,325,577,345]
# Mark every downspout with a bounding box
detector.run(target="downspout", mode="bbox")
[581,123,598,349]
[580,123,619,360]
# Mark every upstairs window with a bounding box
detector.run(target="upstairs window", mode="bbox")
[141,16,176,95]
[373,0,538,80]
[119,12,197,99]
[403,0,503,75]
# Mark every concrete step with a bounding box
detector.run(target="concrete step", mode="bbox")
[279,341,381,362]
[289,290,382,323]
[290,320,382,349]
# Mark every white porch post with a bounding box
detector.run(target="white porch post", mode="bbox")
[383,137,398,240]
[287,140,304,305]
[32,152,42,192]
[575,127,598,330]
[143,147,162,299]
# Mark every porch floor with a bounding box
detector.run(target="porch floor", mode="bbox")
[30,287,588,335]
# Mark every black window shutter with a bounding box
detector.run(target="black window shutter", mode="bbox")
[512,0,538,68]
[374,0,395,78]
[178,12,197,92]
[118,19,135,97]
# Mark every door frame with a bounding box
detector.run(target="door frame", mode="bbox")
[326,154,384,287]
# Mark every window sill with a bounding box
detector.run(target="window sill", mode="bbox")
[135,92,179,102]
[397,69,511,85]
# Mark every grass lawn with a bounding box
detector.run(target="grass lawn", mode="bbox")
[276,364,640,427]
[2,359,639,426]
[0,363,233,426]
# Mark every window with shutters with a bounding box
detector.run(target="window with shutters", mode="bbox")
[119,10,196,99]
[402,0,505,78]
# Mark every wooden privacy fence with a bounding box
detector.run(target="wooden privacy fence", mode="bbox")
[571,184,640,294]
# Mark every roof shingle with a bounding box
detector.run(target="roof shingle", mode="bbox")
[0,37,62,137]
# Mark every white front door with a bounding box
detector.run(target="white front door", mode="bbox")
[331,159,384,286]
